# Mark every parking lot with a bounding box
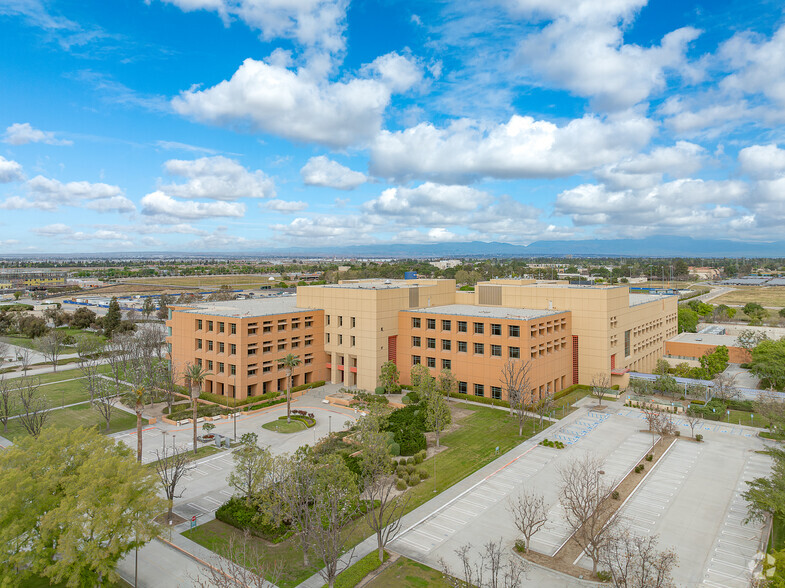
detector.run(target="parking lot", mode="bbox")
[391,406,772,588]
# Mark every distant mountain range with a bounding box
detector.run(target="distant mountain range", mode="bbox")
[272,236,785,258]
[4,236,785,259]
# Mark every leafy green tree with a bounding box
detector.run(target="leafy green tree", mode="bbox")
[157,294,171,321]
[142,297,155,321]
[687,300,714,317]
[279,353,301,422]
[655,373,679,398]
[744,447,785,524]
[378,360,400,394]
[422,371,450,448]
[0,427,163,587]
[410,363,430,390]
[678,307,699,333]
[699,345,729,379]
[743,302,767,324]
[228,433,273,502]
[780,308,785,319]
[70,306,96,329]
[750,338,785,391]
[104,297,122,337]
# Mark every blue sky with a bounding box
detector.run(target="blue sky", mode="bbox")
[1,0,784,253]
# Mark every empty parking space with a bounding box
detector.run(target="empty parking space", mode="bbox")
[702,453,771,588]
[555,411,610,445]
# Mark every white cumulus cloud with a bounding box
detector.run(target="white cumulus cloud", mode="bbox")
[141,190,245,220]
[3,122,72,146]
[161,156,275,200]
[265,199,308,213]
[22,175,135,212]
[300,156,367,190]
[738,144,785,179]
[0,156,24,183]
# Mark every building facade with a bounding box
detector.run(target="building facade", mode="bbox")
[166,278,676,402]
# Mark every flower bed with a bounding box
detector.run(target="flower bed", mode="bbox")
[281,411,316,428]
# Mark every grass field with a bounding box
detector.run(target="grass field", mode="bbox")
[712,286,785,308]
[125,275,281,287]
[366,557,450,588]
[1,327,104,351]
[3,366,118,415]
[1,403,142,441]
[184,405,544,587]
[262,419,308,434]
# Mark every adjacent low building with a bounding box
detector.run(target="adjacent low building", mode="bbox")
[664,332,751,364]
[166,277,677,403]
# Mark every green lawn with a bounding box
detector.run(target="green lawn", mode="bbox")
[262,419,308,434]
[550,387,592,418]
[1,404,143,441]
[771,514,785,552]
[184,405,544,588]
[366,557,450,588]
[1,327,104,351]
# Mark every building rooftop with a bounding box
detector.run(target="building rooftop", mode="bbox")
[174,295,304,318]
[668,332,741,347]
[629,293,671,306]
[314,279,428,290]
[403,304,563,320]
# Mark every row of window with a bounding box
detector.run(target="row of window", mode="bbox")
[325,333,356,347]
[456,381,503,399]
[325,315,357,328]
[412,340,522,358]
[195,319,237,334]
[411,317,521,337]
[196,337,314,354]
[196,354,314,377]
[247,317,314,336]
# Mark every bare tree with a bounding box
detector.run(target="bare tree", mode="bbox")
[0,340,9,367]
[361,426,410,562]
[153,442,195,523]
[273,451,320,567]
[18,347,32,375]
[0,376,15,433]
[600,529,678,588]
[17,377,49,438]
[684,406,702,439]
[592,372,612,407]
[559,454,620,574]
[35,330,66,372]
[92,377,118,433]
[534,393,554,431]
[501,360,533,436]
[712,372,739,401]
[641,405,673,448]
[439,540,527,588]
[77,334,105,404]
[507,490,548,551]
[190,531,282,588]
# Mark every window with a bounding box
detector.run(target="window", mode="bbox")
[457,321,468,333]
[207,321,213,332]
[247,367,257,376]
[230,364,236,376]
[491,323,502,336]
[304,354,313,365]
[458,341,467,353]
[278,322,286,332]
[196,319,202,330]
[338,316,343,327]
[491,344,502,357]
[262,343,272,353]
[351,317,356,328]
[167,326,172,336]
[291,339,300,349]
[278,342,287,351]
[458,381,468,394]
[426,357,436,368]
[509,325,520,337]
[207,340,213,352]
[426,338,436,349]
[474,342,484,355]
[412,355,421,365]
[442,359,451,370]
[442,339,451,351]
[412,336,421,347]
[442,320,451,331]
[230,344,236,355]
[426,318,436,330]
[196,338,202,350]
[305,318,313,328]
[218,342,225,353]
[218,322,224,333]
[248,347,257,356]
[305,336,313,346]
[474,322,484,335]
[196,358,202,367]
[491,386,502,400]
[218,362,225,373]
[326,333,330,344]
[263,325,272,333]
[263,362,272,373]
[248,327,258,335]
[230,323,236,335]
[207,360,213,371]
[326,315,331,326]
[291,320,300,330]
[351,336,356,347]
[625,330,631,357]
[474,383,485,397]
[412,317,421,328]
[338,334,343,345]
[509,346,520,359]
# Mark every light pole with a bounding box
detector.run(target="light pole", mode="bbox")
[162,430,167,451]
[328,415,332,435]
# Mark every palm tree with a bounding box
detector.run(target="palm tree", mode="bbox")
[183,363,211,456]
[124,386,151,463]
[279,353,301,423]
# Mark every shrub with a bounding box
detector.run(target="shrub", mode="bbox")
[514,539,526,553]
[696,434,703,442]
[596,570,612,582]
[418,468,430,479]
[409,473,420,486]
[215,498,289,542]
[394,426,427,456]
[674,430,680,437]
[638,463,645,472]
[690,399,705,405]
[406,457,415,465]
[401,395,411,405]
[407,391,420,404]
[396,465,406,477]
[389,442,400,457]
[611,490,619,500]
[396,479,407,491]
[406,464,415,474]
[646,454,653,462]
[634,465,642,473]
[414,452,424,464]
[375,386,386,395]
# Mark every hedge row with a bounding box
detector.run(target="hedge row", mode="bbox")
[197,380,325,408]
[279,414,315,428]
[215,497,291,543]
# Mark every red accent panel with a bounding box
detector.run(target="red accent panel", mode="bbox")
[337,365,344,371]
[572,336,579,385]
[610,354,616,370]
[350,367,358,373]
[326,363,332,369]
[388,335,397,363]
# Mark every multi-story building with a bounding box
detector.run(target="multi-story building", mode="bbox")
[166,278,676,402]
[166,297,326,400]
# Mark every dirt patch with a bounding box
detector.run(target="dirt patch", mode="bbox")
[448,403,474,422]
[155,512,187,526]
